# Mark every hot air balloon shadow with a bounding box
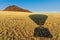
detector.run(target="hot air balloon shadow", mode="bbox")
[29,14,53,38]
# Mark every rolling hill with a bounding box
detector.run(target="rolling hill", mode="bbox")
[3,5,32,13]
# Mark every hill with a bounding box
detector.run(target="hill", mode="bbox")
[3,5,32,13]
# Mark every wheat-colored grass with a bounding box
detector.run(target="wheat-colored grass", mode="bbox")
[0,11,60,40]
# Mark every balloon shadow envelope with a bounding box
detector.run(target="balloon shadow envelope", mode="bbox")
[29,14,48,25]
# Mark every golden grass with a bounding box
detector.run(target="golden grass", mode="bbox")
[0,11,60,40]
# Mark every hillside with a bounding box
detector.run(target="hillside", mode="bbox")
[0,11,60,40]
[3,5,32,13]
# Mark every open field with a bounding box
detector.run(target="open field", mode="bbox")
[0,11,60,40]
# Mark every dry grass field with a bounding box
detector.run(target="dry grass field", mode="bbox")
[0,11,60,40]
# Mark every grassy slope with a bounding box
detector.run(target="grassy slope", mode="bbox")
[0,11,60,40]
[44,14,60,40]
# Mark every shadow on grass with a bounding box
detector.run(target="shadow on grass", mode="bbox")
[29,14,48,25]
[29,14,53,38]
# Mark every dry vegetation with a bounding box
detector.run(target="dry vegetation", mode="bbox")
[0,11,60,40]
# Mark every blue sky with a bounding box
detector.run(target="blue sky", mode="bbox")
[0,0,60,12]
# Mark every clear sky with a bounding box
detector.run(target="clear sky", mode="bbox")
[0,0,60,12]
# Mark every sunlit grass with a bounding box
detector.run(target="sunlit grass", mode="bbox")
[0,11,60,40]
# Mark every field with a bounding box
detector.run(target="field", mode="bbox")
[0,11,60,40]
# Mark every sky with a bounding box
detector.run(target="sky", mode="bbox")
[0,0,60,12]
